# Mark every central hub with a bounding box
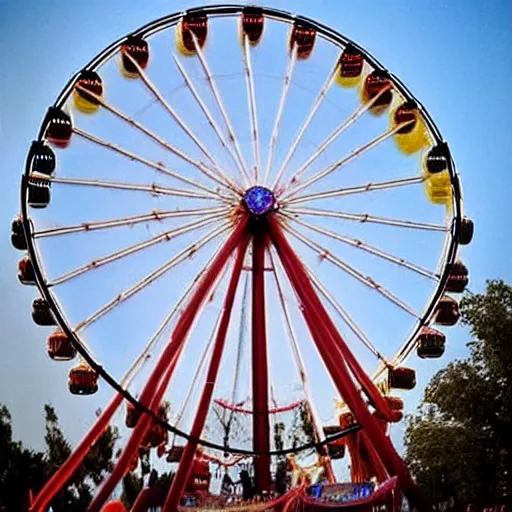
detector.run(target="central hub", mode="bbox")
[243,186,276,217]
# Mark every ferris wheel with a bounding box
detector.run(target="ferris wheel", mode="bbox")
[13,4,473,511]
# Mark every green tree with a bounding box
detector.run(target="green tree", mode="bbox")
[0,403,119,512]
[43,405,120,512]
[404,280,512,506]
[0,405,46,511]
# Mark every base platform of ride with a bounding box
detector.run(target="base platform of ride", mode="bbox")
[175,477,399,511]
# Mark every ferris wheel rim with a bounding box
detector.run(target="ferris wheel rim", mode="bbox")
[19,3,464,456]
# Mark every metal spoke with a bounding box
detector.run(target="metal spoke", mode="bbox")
[74,223,230,332]
[74,85,240,195]
[286,214,439,280]
[173,56,249,188]
[268,248,327,445]
[191,33,252,184]
[271,53,340,190]
[33,206,227,238]
[284,175,424,206]
[281,119,416,200]
[126,239,236,389]
[301,259,387,362]
[280,86,392,193]
[171,311,222,434]
[73,128,232,203]
[262,45,297,186]
[122,51,226,173]
[282,221,419,317]
[49,214,227,287]
[241,35,261,182]
[49,176,223,201]
[286,206,447,232]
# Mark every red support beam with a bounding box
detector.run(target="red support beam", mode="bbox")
[268,217,430,511]
[88,216,249,512]
[89,352,182,512]
[251,229,271,492]
[163,236,250,510]
[130,487,153,511]
[30,392,124,512]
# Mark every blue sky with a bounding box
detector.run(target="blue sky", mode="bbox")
[1,0,511,469]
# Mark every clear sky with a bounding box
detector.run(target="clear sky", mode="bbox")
[1,0,511,467]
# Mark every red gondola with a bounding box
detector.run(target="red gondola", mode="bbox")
[74,70,103,113]
[323,425,346,459]
[145,423,168,448]
[177,13,208,55]
[339,411,356,429]
[417,326,446,359]
[361,70,393,114]
[388,366,416,390]
[44,107,72,148]
[11,215,27,251]
[240,7,264,45]
[384,396,404,411]
[446,260,469,293]
[289,22,316,59]
[434,296,460,326]
[337,44,364,88]
[393,100,419,135]
[18,255,36,285]
[68,363,99,395]
[125,401,140,429]
[120,36,149,76]
[47,330,76,361]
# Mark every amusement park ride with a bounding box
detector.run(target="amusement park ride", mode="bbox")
[12,4,473,511]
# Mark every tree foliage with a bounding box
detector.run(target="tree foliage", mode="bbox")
[0,403,119,512]
[0,405,45,511]
[404,280,512,505]
[0,402,178,512]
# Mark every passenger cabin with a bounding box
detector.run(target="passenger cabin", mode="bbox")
[459,217,474,245]
[289,22,316,59]
[339,411,356,430]
[28,177,51,208]
[32,298,56,326]
[11,216,27,251]
[337,44,364,87]
[424,143,449,174]
[177,12,208,55]
[361,70,393,115]
[417,326,446,358]
[434,296,460,326]
[125,401,140,429]
[29,141,56,176]
[446,260,469,293]
[240,7,264,45]
[120,36,149,76]
[44,107,72,148]
[18,256,36,285]
[323,425,346,459]
[74,70,103,113]
[387,366,416,390]
[47,330,76,361]
[167,444,185,463]
[68,363,99,395]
